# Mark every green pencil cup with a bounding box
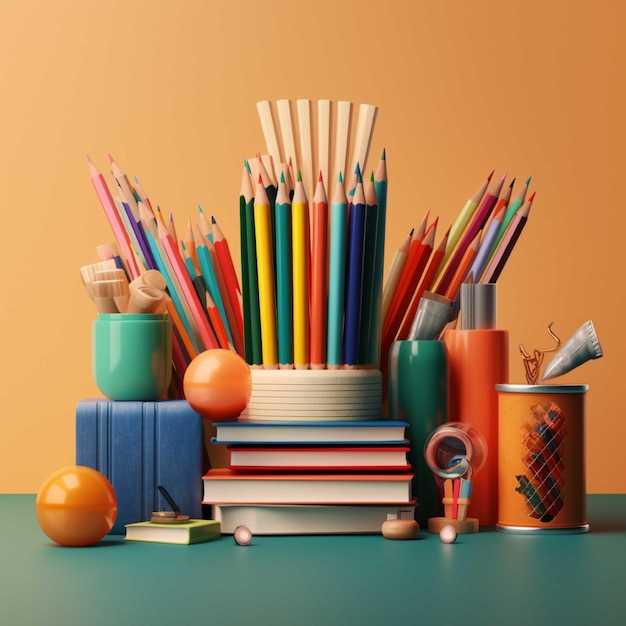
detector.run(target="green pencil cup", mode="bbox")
[387,340,449,526]
[92,313,172,401]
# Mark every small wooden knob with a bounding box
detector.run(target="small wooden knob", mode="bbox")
[381,519,420,540]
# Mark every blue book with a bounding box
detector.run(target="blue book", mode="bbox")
[211,420,409,445]
[76,399,204,534]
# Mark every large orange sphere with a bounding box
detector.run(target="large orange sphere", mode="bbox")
[36,465,117,546]
[183,349,252,421]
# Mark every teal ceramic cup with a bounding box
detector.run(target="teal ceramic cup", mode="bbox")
[92,313,172,401]
[387,339,449,526]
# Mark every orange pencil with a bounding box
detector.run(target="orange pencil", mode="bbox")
[443,231,480,300]
[212,215,244,346]
[205,289,231,350]
[397,226,450,340]
[310,171,329,368]
[185,219,200,274]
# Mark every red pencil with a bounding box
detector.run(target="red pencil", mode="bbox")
[381,219,436,350]
[212,215,244,346]
[310,172,329,368]
[435,173,506,296]
[397,226,450,340]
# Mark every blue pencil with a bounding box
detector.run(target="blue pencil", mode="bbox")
[343,165,367,367]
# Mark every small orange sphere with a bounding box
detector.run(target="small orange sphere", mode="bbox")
[183,349,252,421]
[36,466,117,546]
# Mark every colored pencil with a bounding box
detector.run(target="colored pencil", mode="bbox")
[343,167,367,367]
[397,225,450,341]
[87,156,140,279]
[310,171,329,369]
[239,164,253,363]
[326,172,348,369]
[358,172,380,366]
[192,224,234,348]
[481,177,514,245]
[493,176,531,253]
[292,172,310,369]
[368,149,388,367]
[467,203,506,282]
[435,173,505,296]
[437,171,492,279]
[382,219,436,349]
[212,215,244,345]
[480,192,535,284]
[443,231,480,300]
[158,219,219,351]
[254,176,278,369]
[240,167,262,366]
[275,171,294,369]
[381,230,412,323]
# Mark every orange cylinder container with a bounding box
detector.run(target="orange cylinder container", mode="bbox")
[443,329,509,527]
[496,384,589,534]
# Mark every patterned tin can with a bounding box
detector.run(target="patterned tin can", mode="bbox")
[496,384,589,534]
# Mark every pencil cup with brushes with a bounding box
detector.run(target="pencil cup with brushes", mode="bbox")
[89,269,172,400]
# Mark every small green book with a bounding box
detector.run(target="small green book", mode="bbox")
[124,519,221,545]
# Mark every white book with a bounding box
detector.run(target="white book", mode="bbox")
[212,503,417,535]
[211,420,409,445]
[202,470,413,504]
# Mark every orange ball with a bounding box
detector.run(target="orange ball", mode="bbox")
[183,349,252,421]
[36,465,117,546]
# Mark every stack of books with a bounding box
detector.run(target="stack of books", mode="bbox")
[203,419,416,535]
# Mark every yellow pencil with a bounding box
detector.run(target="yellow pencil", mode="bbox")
[292,171,310,369]
[254,175,278,369]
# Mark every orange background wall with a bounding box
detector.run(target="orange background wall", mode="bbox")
[1,0,624,493]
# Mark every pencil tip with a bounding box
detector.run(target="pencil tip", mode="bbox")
[108,153,114,165]
[289,157,293,166]
[280,171,286,184]
[211,215,216,224]
[487,169,495,182]
[354,162,362,176]
[244,160,251,174]
[198,204,204,213]
[370,171,375,182]
[258,174,263,185]
[318,170,323,182]
[381,148,386,160]
[338,171,344,183]
[525,175,532,186]
[509,177,516,188]
[86,154,94,164]
[297,170,302,182]
[528,191,536,202]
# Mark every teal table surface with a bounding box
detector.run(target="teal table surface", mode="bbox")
[1,495,625,626]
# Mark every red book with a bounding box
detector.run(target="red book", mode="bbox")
[228,446,411,471]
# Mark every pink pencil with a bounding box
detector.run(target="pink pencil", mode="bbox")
[158,220,219,351]
[87,156,140,279]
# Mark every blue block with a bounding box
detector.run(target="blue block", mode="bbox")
[76,399,204,534]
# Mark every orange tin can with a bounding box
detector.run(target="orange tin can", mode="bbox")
[496,384,589,534]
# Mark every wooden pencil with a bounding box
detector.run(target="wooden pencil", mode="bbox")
[435,173,505,296]
[212,215,244,345]
[310,171,329,369]
[292,171,310,369]
[256,100,282,175]
[381,230,412,323]
[333,101,352,183]
[254,175,278,369]
[358,172,380,366]
[343,168,367,367]
[326,172,348,369]
[480,192,535,284]
[297,99,314,202]
[275,171,294,369]
[240,166,262,366]
[87,155,140,279]
[317,99,331,190]
[443,231,480,300]
[437,171,492,279]
[397,225,450,341]
[368,149,388,366]
[493,176,531,253]
[467,203,506,282]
